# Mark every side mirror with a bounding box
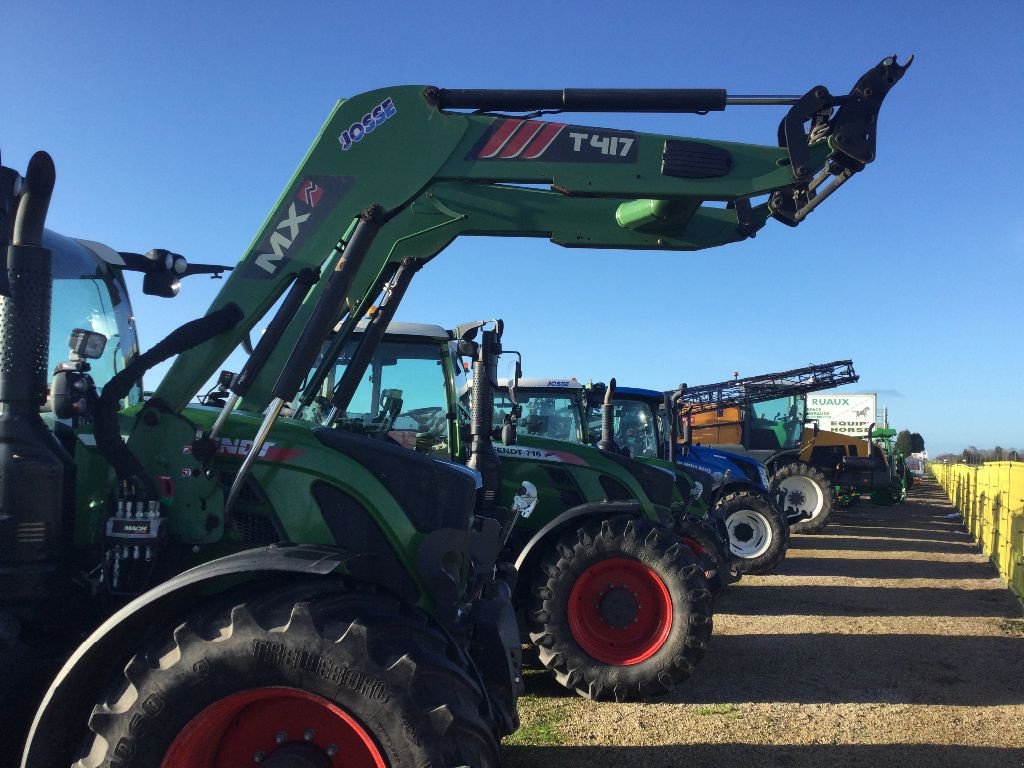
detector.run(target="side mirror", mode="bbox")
[143,271,181,298]
[121,249,232,297]
[501,420,517,446]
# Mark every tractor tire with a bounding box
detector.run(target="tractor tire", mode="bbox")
[715,491,789,575]
[774,462,836,534]
[72,582,501,768]
[528,515,713,702]
[674,516,732,596]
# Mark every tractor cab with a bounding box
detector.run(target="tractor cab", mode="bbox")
[42,232,143,415]
[492,378,586,446]
[748,395,806,452]
[297,321,463,460]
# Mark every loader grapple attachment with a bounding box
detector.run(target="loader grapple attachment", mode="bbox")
[771,55,912,226]
[831,55,914,167]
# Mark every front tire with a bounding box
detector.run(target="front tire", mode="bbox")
[774,462,836,534]
[528,515,713,702]
[715,491,789,575]
[675,516,732,595]
[73,582,501,768]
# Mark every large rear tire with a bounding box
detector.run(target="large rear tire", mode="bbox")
[72,582,501,768]
[714,491,789,575]
[774,462,836,534]
[528,515,713,702]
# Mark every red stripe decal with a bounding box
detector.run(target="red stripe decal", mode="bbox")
[521,122,566,159]
[498,121,545,158]
[477,119,524,159]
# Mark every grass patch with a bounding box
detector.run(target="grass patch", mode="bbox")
[504,697,568,747]
[694,703,742,719]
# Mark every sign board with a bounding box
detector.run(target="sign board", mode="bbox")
[806,393,876,438]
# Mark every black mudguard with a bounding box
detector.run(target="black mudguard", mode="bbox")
[512,500,644,572]
[21,544,347,768]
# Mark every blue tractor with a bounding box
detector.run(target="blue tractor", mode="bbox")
[586,384,793,575]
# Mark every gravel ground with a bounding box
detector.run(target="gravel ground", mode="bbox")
[503,476,1024,768]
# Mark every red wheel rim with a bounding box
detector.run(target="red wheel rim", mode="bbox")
[567,556,673,665]
[161,687,386,768]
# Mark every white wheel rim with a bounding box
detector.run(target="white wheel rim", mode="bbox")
[779,475,825,521]
[726,509,773,559]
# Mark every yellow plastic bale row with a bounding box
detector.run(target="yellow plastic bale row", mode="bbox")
[932,461,1024,602]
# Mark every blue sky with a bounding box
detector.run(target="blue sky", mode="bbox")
[3,1,1021,456]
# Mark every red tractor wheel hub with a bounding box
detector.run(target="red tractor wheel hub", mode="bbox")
[567,557,673,665]
[161,687,386,768]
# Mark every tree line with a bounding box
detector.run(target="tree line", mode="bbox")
[931,446,1021,465]
[894,430,925,456]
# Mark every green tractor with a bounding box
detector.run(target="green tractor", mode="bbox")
[486,377,787,577]
[307,323,715,701]
[484,376,739,584]
[2,57,909,767]
[868,427,909,505]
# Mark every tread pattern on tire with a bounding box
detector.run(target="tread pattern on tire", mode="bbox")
[528,515,713,702]
[73,581,501,768]
[674,516,730,594]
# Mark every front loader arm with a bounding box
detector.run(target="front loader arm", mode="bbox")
[154,56,910,414]
[240,182,776,411]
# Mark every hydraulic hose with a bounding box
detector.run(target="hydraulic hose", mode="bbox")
[93,304,243,497]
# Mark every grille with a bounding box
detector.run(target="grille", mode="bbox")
[17,521,49,544]
[231,513,280,546]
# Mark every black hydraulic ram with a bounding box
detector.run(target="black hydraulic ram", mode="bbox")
[317,258,423,419]
[433,56,911,117]
[208,267,320,439]
[223,205,388,518]
[270,205,390,403]
[431,88,827,114]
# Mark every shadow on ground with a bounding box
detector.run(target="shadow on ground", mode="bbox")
[787,536,976,555]
[504,743,1024,768]
[520,478,1024,726]
[719,585,1013,617]
[523,630,1024,706]
[768,555,996,580]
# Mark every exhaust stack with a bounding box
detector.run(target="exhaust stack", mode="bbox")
[0,151,74,602]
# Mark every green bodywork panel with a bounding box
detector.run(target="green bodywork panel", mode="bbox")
[492,434,666,530]
[85,404,440,608]
[512,384,709,519]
